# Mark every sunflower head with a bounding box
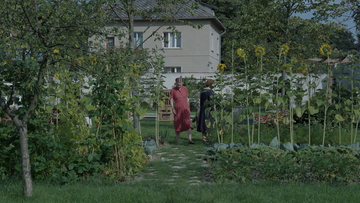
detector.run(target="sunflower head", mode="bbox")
[237,48,246,58]
[255,46,265,57]
[290,57,297,64]
[53,49,60,54]
[217,63,226,73]
[279,44,289,55]
[320,44,332,56]
[89,56,97,65]
[54,73,60,80]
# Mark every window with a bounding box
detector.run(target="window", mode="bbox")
[134,32,143,48]
[163,67,181,73]
[163,32,181,48]
[106,37,114,49]
[211,33,214,52]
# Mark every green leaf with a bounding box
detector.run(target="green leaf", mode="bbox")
[88,154,93,162]
[253,98,261,104]
[68,164,74,170]
[335,114,344,122]
[308,106,319,115]
[294,107,304,118]
[354,109,360,116]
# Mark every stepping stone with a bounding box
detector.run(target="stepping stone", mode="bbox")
[157,152,167,155]
[195,154,205,156]
[188,180,201,183]
[165,179,175,181]
[172,165,186,169]
[171,176,180,178]
[201,164,209,167]
[161,157,173,161]
[189,183,200,185]
[189,176,199,179]
[179,157,189,160]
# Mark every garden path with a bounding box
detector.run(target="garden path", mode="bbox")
[135,142,210,185]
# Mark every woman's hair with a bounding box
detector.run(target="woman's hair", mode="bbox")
[175,76,184,83]
[204,79,214,87]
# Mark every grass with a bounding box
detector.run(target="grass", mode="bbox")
[2,180,360,202]
[2,120,360,202]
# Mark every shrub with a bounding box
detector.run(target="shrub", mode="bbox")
[208,146,360,183]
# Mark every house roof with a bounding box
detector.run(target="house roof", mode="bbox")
[110,0,225,30]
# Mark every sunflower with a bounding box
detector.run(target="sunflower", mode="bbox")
[237,48,246,58]
[290,57,297,64]
[320,44,332,56]
[89,56,97,65]
[255,46,265,56]
[279,44,289,55]
[54,73,60,80]
[217,63,226,73]
[53,49,59,54]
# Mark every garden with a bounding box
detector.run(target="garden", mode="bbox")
[1,0,360,201]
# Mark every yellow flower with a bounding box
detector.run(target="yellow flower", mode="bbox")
[255,46,265,56]
[89,56,97,65]
[217,63,226,73]
[237,48,246,58]
[77,57,84,64]
[54,73,59,80]
[290,57,297,64]
[219,129,223,135]
[53,49,59,54]
[279,44,289,55]
[320,44,332,56]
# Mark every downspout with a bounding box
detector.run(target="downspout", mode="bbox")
[219,29,226,63]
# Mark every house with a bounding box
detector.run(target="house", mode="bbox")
[98,0,226,89]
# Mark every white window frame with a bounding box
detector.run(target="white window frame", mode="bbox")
[163,67,181,73]
[134,32,143,48]
[163,32,181,48]
[106,37,114,49]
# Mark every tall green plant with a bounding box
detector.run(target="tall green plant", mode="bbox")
[236,48,251,146]
[320,44,333,146]
[254,46,265,143]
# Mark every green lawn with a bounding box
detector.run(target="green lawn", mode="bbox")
[1,180,360,203]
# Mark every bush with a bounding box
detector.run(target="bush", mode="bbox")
[208,146,360,183]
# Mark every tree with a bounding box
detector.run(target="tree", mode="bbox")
[345,0,360,43]
[201,0,348,66]
[0,0,109,197]
[105,0,203,133]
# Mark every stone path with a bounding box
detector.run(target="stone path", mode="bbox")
[137,143,210,184]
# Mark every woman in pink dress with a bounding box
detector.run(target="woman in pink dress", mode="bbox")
[170,77,194,144]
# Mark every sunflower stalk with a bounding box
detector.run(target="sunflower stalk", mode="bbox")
[237,48,250,146]
[255,46,265,143]
[319,44,332,146]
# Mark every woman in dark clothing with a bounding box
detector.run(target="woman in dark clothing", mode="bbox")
[197,80,214,142]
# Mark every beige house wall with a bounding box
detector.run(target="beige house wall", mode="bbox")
[94,19,223,73]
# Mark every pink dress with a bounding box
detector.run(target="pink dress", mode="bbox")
[170,86,194,133]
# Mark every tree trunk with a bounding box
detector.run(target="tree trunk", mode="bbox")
[128,0,140,133]
[18,122,33,197]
